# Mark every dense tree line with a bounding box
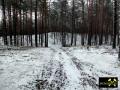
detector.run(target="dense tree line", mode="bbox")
[0,0,119,48]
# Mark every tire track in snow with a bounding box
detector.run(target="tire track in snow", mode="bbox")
[59,47,99,89]
[50,47,90,89]
[61,48,114,75]
[22,48,69,90]
[60,47,117,89]
[34,51,69,90]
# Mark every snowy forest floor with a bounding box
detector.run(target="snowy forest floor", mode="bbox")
[0,36,120,90]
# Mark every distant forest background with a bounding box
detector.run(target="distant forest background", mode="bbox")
[0,0,119,48]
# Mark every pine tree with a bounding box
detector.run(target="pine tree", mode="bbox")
[113,0,117,49]
[35,0,38,47]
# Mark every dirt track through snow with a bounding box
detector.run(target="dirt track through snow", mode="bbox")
[0,45,119,90]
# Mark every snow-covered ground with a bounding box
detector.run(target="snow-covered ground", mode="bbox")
[0,35,120,90]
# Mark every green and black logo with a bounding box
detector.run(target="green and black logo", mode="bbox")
[99,77,118,88]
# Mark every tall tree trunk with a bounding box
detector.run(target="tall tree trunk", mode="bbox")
[30,0,33,47]
[35,0,38,47]
[71,0,75,46]
[81,0,85,46]
[88,0,93,46]
[44,0,48,47]
[2,0,8,45]
[8,3,12,45]
[13,0,18,46]
[113,0,117,49]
